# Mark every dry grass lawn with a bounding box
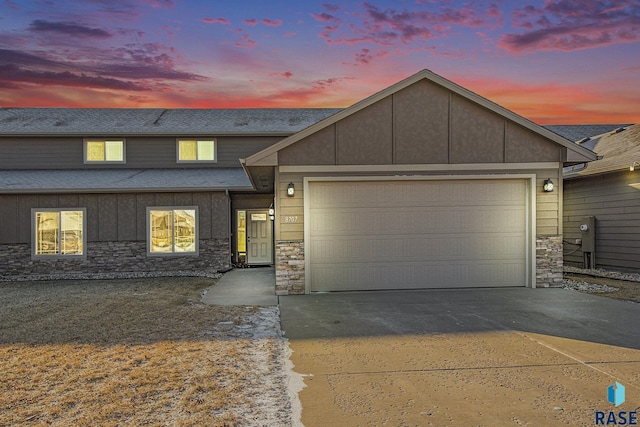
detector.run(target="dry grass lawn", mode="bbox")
[0,277,290,426]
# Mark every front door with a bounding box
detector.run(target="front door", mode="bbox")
[246,210,273,265]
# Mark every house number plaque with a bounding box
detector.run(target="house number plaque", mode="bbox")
[284,216,298,223]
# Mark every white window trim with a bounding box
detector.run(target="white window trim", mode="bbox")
[31,208,87,260]
[83,138,126,164]
[176,139,217,163]
[146,206,199,257]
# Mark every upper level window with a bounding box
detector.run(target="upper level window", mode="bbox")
[177,139,216,162]
[84,139,125,163]
[32,208,86,258]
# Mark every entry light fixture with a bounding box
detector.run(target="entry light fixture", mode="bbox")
[287,182,295,197]
[543,178,554,192]
[268,204,275,221]
[631,161,640,172]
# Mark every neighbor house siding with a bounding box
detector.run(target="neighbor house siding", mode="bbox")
[564,171,640,272]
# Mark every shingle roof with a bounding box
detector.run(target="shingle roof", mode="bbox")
[0,168,252,193]
[0,108,342,136]
[564,124,640,178]
[544,124,631,142]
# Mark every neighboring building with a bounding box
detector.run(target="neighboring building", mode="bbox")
[1,70,597,292]
[0,108,339,277]
[563,124,640,273]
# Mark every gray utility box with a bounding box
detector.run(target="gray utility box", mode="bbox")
[580,216,596,268]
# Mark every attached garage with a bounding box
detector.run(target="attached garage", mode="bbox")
[243,69,598,295]
[306,177,532,291]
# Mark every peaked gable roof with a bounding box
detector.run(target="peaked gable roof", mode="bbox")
[245,69,597,166]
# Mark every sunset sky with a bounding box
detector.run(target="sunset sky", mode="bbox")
[1,0,638,124]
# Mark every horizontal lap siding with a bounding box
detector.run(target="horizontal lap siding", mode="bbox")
[0,136,281,169]
[564,171,640,271]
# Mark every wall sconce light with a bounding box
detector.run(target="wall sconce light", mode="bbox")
[543,178,554,192]
[631,161,640,172]
[287,182,295,197]
[268,204,275,221]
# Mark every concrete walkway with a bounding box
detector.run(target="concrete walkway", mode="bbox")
[200,266,277,306]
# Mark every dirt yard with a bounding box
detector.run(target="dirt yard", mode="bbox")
[0,277,292,427]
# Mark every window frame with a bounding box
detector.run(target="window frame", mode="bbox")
[83,138,126,164]
[176,139,217,163]
[146,206,199,257]
[31,208,87,260]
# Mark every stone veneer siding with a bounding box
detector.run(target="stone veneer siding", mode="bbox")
[275,240,304,295]
[0,239,229,279]
[536,235,563,288]
[275,235,564,293]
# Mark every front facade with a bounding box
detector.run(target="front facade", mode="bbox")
[1,70,597,291]
[244,70,596,294]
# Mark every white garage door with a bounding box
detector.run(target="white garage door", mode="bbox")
[307,179,529,291]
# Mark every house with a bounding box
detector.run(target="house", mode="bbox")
[1,70,597,292]
[0,108,339,278]
[563,124,640,273]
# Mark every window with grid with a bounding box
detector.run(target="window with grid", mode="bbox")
[32,209,86,258]
[147,207,198,255]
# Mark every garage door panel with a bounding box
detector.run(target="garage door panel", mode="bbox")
[310,180,526,208]
[310,233,526,262]
[308,179,529,291]
[311,206,526,235]
[311,260,526,291]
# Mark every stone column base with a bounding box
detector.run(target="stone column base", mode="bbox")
[536,235,563,288]
[275,240,305,295]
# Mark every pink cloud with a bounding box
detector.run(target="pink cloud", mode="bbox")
[243,19,258,26]
[270,71,293,78]
[262,18,282,27]
[235,32,257,48]
[501,0,640,53]
[201,17,230,25]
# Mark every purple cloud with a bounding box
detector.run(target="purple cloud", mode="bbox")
[202,17,230,25]
[29,20,111,38]
[314,2,503,47]
[502,0,640,53]
[243,18,258,26]
[262,18,282,27]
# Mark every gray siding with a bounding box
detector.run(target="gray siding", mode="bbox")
[0,191,230,244]
[0,136,281,169]
[564,171,640,272]
[279,79,563,166]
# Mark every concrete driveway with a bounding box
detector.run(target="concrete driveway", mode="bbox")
[279,288,640,426]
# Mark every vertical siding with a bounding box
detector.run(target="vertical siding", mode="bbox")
[0,195,18,243]
[0,191,231,245]
[564,171,640,271]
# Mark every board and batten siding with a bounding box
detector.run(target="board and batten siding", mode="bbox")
[275,169,562,242]
[0,136,281,169]
[564,171,640,272]
[0,192,229,245]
